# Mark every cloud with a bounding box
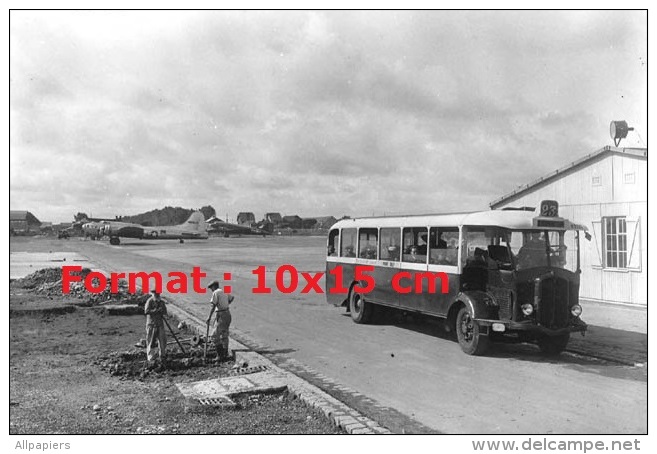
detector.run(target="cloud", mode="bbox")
[9,11,647,222]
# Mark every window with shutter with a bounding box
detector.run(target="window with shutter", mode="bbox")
[591,220,603,267]
[601,216,634,269]
[625,217,642,271]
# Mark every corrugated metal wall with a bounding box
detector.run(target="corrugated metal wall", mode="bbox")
[493,153,646,306]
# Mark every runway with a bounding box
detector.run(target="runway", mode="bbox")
[10,236,648,434]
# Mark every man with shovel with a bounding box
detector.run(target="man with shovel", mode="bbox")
[144,290,168,368]
[206,280,234,362]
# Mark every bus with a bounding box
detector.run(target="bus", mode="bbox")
[325,200,588,356]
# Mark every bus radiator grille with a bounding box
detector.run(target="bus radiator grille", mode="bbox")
[490,288,513,320]
[538,277,569,328]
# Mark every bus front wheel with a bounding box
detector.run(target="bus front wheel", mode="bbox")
[350,291,373,324]
[455,307,489,355]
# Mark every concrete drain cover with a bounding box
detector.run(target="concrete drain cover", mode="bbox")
[177,376,257,397]
[176,370,288,410]
[176,366,287,400]
[197,396,235,407]
[228,365,269,376]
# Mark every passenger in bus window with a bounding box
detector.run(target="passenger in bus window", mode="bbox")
[360,246,376,259]
[556,244,567,267]
[444,249,457,265]
[433,248,447,264]
[417,234,428,255]
[415,245,427,263]
[472,247,488,265]
[387,245,400,260]
[345,245,356,257]
[328,231,339,256]
[429,231,456,265]
[517,232,545,268]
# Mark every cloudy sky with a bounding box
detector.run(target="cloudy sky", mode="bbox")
[10,10,647,223]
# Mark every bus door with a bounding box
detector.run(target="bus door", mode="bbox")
[325,228,342,306]
[398,227,429,311]
[337,227,358,292]
[424,227,460,316]
[369,227,401,307]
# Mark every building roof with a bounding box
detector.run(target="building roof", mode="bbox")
[10,210,41,224]
[10,210,28,220]
[490,146,647,209]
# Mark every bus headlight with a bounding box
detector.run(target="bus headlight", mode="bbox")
[521,303,534,316]
[571,304,582,317]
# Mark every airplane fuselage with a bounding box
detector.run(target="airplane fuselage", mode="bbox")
[101,212,208,245]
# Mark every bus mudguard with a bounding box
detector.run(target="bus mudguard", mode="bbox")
[455,291,496,320]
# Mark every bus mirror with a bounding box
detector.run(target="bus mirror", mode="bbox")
[584,231,592,241]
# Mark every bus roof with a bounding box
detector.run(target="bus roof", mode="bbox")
[331,209,587,231]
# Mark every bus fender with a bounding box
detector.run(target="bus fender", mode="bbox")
[447,291,496,331]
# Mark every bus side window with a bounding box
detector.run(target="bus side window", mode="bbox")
[380,227,401,261]
[341,228,357,257]
[327,229,339,256]
[402,227,427,263]
[461,228,488,267]
[358,228,378,259]
[429,227,459,265]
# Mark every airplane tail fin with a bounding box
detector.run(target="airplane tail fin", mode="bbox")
[183,211,207,232]
[256,220,274,234]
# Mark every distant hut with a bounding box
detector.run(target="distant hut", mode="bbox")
[301,218,318,229]
[265,212,283,226]
[281,215,303,229]
[40,221,53,234]
[237,212,256,226]
[313,216,337,230]
[10,211,41,234]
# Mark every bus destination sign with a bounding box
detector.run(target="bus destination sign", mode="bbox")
[539,200,559,217]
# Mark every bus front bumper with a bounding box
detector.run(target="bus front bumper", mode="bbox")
[476,317,588,336]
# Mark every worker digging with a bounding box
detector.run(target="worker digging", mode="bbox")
[144,290,168,370]
[206,279,235,363]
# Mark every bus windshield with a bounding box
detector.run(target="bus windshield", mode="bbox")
[462,227,579,273]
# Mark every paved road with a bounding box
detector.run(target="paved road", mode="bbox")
[11,236,648,434]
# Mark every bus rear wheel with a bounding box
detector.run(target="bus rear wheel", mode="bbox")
[455,306,489,355]
[537,333,570,355]
[350,291,373,324]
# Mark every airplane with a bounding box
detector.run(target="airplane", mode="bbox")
[82,221,106,239]
[206,216,273,237]
[101,211,208,245]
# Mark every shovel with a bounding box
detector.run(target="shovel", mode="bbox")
[204,320,210,363]
[163,317,186,355]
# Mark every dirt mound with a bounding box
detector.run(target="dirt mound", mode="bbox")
[12,267,69,289]
[67,279,147,307]
[94,347,225,379]
[11,267,147,306]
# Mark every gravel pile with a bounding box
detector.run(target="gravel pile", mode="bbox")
[95,348,220,379]
[11,267,146,306]
[12,267,65,289]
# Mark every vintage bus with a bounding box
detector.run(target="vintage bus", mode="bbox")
[325,201,588,356]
